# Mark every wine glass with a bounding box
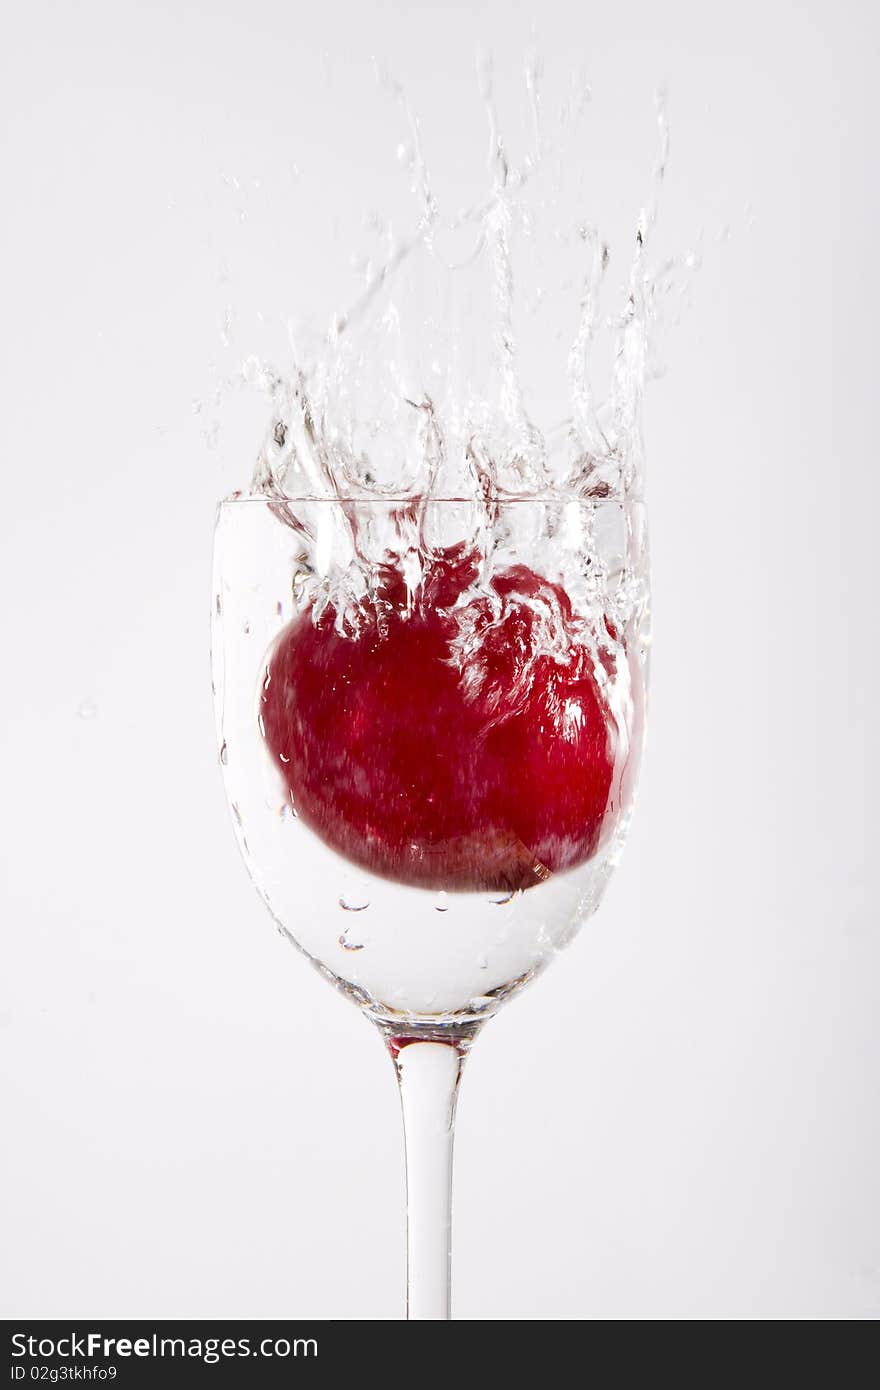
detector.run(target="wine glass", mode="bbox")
[211,489,649,1319]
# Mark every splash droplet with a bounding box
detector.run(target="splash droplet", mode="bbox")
[77,700,97,721]
[434,892,449,913]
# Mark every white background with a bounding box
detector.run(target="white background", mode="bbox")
[1,0,878,1319]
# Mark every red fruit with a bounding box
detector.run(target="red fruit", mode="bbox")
[260,550,619,892]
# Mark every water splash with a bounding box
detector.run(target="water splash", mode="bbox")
[249,68,677,518]
[233,66,684,724]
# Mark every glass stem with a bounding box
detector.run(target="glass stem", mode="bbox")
[388,1033,472,1320]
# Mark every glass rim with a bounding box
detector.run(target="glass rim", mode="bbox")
[217,490,647,508]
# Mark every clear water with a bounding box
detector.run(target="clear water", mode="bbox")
[213,495,647,1026]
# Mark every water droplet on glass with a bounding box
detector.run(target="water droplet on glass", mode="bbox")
[219,740,228,766]
[339,894,369,912]
[338,931,365,951]
[478,955,489,970]
[77,700,97,721]
[434,892,449,913]
[243,620,251,635]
